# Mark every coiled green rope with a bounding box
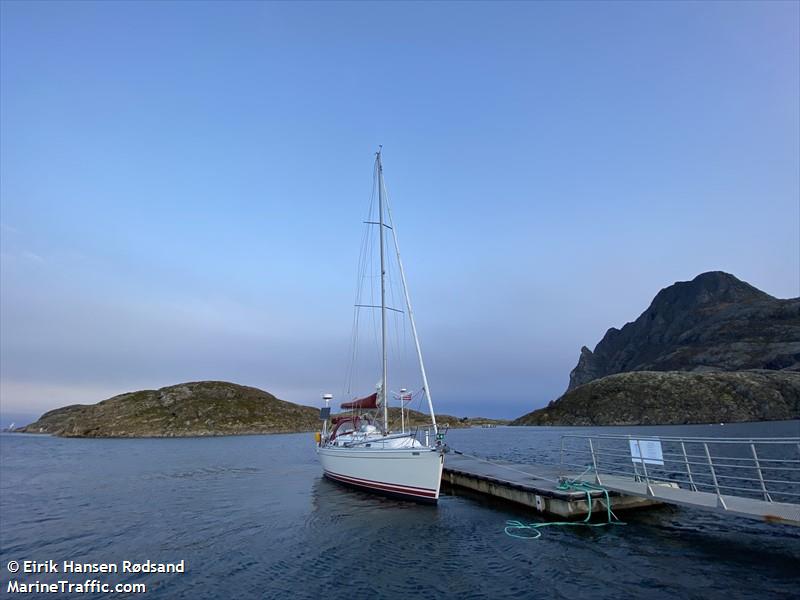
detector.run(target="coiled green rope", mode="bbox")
[504,470,625,540]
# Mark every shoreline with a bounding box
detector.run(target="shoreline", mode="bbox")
[4,417,797,439]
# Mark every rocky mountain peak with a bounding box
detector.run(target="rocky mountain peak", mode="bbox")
[566,272,799,392]
[648,271,772,312]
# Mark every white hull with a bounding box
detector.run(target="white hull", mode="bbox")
[317,445,444,502]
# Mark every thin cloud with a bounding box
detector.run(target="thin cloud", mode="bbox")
[20,250,45,264]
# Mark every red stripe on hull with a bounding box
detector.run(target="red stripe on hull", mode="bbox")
[324,470,438,500]
[326,469,437,494]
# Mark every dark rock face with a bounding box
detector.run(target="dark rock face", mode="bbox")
[512,272,800,426]
[567,272,800,391]
[570,346,605,389]
[512,371,800,426]
[18,381,321,438]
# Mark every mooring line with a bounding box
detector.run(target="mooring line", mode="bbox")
[504,474,626,540]
[450,448,561,484]
[448,448,625,540]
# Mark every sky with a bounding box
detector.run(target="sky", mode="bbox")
[1,1,798,423]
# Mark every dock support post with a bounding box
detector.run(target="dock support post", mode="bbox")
[750,442,771,502]
[635,439,655,496]
[588,438,602,485]
[704,442,727,510]
[681,441,697,492]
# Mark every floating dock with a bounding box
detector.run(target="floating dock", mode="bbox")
[443,433,800,525]
[442,453,663,519]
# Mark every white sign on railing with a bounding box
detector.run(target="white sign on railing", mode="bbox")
[630,438,664,466]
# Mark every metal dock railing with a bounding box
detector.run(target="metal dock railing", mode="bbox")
[559,434,800,525]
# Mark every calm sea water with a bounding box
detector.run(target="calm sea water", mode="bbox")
[1,422,798,599]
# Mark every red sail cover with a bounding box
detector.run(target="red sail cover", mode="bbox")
[340,392,378,410]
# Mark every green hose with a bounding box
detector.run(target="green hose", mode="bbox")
[504,472,625,540]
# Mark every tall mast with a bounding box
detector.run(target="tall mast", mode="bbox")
[377,148,389,431]
[383,178,438,436]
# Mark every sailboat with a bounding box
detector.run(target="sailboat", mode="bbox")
[316,148,445,503]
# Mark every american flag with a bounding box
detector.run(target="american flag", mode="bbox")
[400,393,413,402]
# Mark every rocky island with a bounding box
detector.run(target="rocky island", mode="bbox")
[18,381,323,437]
[18,381,481,438]
[513,272,800,426]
